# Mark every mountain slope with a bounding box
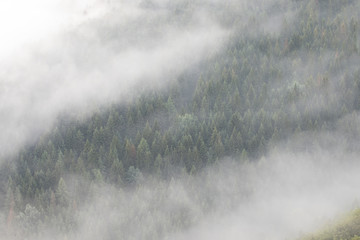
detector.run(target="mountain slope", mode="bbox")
[0,1,360,239]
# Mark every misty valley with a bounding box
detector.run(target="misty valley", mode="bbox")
[1,0,360,239]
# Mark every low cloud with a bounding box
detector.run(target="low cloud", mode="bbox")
[0,0,229,159]
[71,123,360,240]
[1,1,360,239]
[5,117,360,240]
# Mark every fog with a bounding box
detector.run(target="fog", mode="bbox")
[1,0,360,239]
[0,0,336,159]
[0,0,314,159]
[70,115,360,240]
[4,118,360,240]
[0,0,228,159]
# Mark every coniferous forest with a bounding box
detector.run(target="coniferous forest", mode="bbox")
[1,0,360,239]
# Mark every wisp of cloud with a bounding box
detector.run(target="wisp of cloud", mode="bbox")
[0,0,229,159]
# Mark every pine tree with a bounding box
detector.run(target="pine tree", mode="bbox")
[137,138,152,171]
[56,178,69,208]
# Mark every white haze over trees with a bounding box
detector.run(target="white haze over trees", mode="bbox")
[0,0,228,159]
[3,127,360,240]
[1,0,360,240]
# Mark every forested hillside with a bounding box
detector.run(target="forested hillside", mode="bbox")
[1,0,360,239]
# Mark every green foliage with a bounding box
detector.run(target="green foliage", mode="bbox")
[56,178,69,208]
[1,0,360,236]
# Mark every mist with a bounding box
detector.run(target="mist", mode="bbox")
[70,116,360,240]
[1,0,360,240]
[0,0,229,159]
[69,125,360,240]
[4,118,360,240]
